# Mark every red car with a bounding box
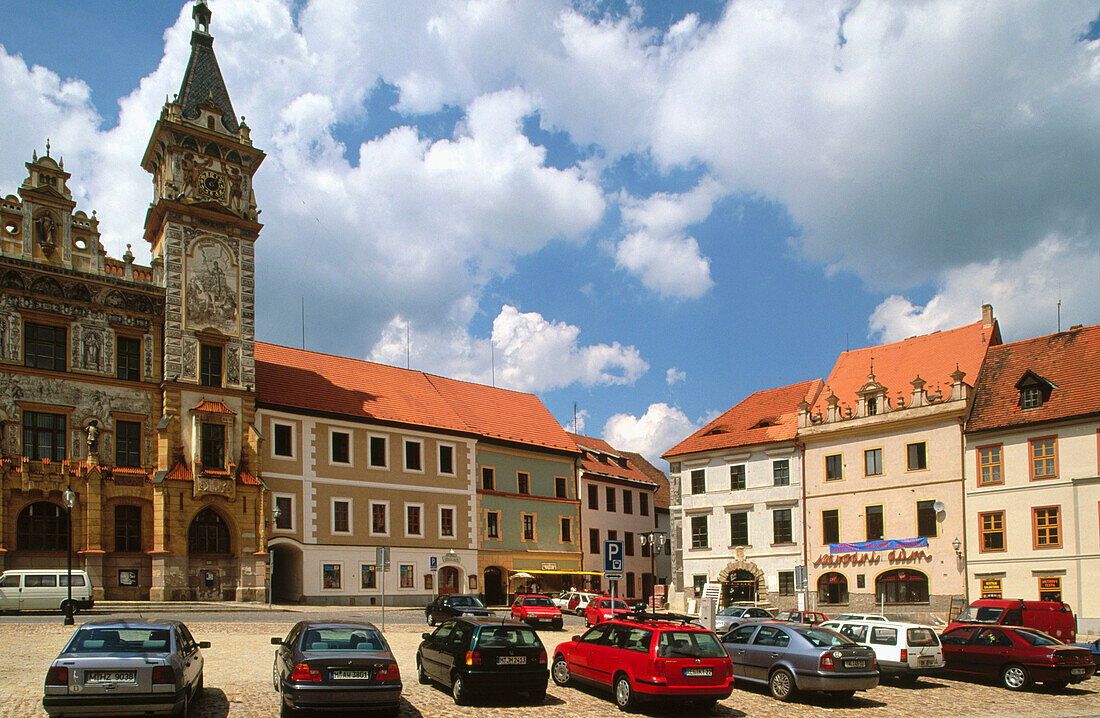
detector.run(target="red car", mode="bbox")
[551,615,734,711]
[584,596,631,627]
[774,610,827,626]
[939,625,1095,691]
[511,594,564,630]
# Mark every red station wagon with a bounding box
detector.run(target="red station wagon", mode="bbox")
[585,597,631,627]
[939,625,1095,691]
[512,594,565,630]
[552,615,735,711]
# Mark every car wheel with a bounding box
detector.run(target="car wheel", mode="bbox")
[552,655,571,686]
[452,674,470,705]
[417,657,431,685]
[613,673,637,712]
[768,667,796,702]
[1001,663,1030,691]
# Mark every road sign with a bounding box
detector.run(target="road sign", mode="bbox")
[430,556,438,570]
[603,572,623,581]
[603,539,624,574]
[376,546,390,571]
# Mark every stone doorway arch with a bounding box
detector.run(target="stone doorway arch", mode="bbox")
[717,558,765,606]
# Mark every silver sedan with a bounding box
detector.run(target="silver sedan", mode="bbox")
[714,606,774,633]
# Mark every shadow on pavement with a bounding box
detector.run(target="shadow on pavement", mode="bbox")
[730,680,886,709]
[557,681,746,717]
[195,687,229,717]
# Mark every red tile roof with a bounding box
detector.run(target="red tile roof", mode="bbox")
[238,468,261,486]
[967,324,1100,433]
[664,379,824,458]
[811,319,1000,417]
[255,343,576,454]
[192,399,234,415]
[165,463,192,481]
[622,451,671,509]
[568,433,659,486]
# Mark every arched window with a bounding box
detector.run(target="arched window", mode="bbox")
[817,572,848,604]
[17,502,68,551]
[188,508,231,555]
[876,569,929,604]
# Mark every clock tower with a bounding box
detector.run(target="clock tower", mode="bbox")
[140,0,268,600]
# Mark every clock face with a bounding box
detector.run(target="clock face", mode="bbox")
[198,170,225,199]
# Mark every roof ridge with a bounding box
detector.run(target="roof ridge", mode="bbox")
[841,319,985,355]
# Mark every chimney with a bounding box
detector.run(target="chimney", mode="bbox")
[981,303,994,328]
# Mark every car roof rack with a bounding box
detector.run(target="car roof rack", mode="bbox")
[626,607,700,625]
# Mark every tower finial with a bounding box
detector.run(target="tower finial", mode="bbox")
[193,0,212,34]
[45,138,51,157]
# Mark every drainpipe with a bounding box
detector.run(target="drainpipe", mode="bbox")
[958,417,970,604]
[799,439,809,611]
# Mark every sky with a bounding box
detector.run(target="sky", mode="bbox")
[2,1,1099,467]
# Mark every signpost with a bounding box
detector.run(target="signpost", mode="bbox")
[603,539,624,607]
[376,547,390,630]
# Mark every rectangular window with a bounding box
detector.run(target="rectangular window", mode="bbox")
[864,448,883,476]
[730,464,746,490]
[560,517,572,543]
[522,514,535,541]
[1033,506,1061,548]
[866,505,884,541]
[641,540,650,557]
[589,528,599,554]
[607,530,617,542]
[115,420,142,468]
[626,572,636,598]
[778,571,795,596]
[24,323,66,371]
[487,511,500,539]
[369,435,387,467]
[625,531,634,555]
[438,444,454,475]
[1022,386,1042,409]
[588,484,599,509]
[22,411,66,461]
[978,445,1003,486]
[332,500,350,534]
[606,486,617,511]
[404,439,422,471]
[825,454,843,481]
[623,490,633,514]
[1038,576,1062,602]
[481,466,495,491]
[773,508,793,544]
[273,423,293,458]
[916,500,938,538]
[274,495,293,530]
[361,564,376,589]
[331,430,350,464]
[691,515,708,549]
[822,509,839,545]
[1030,438,1057,479]
[693,575,707,598]
[691,469,706,494]
[399,564,414,589]
[510,471,527,494]
[440,507,454,538]
[406,504,422,537]
[199,344,222,388]
[370,502,388,536]
[907,442,928,471]
[116,336,141,381]
[200,422,225,469]
[730,512,749,546]
[555,476,568,498]
[114,504,142,553]
[640,492,649,516]
[773,459,790,486]
[979,511,1005,552]
[322,563,342,590]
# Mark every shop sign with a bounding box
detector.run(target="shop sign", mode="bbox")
[541,562,557,570]
[813,548,930,568]
[1039,577,1061,590]
[981,578,1002,598]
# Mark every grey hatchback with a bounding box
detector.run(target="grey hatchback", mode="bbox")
[721,621,878,702]
[43,619,208,717]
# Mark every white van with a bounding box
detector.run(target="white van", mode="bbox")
[0,569,94,613]
[822,619,944,680]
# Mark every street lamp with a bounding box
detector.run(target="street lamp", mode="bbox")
[952,537,963,559]
[269,504,284,608]
[639,531,667,610]
[62,487,76,626]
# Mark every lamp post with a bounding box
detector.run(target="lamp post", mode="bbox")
[62,487,76,626]
[269,505,284,609]
[639,531,667,610]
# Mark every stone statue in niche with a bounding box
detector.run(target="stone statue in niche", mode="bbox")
[185,241,238,334]
[84,420,99,458]
[83,331,101,371]
[35,215,57,256]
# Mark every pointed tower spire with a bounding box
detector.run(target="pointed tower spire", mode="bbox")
[177,0,238,134]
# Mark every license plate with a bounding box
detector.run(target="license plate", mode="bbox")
[85,671,136,684]
[331,670,370,680]
[683,667,713,677]
[498,656,526,665]
[843,660,866,669]
[1071,668,1086,676]
[919,657,935,666]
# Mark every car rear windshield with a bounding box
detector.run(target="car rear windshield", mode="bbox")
[301,628,386,652]
[798,628,853,648]
[656,631,727,658]
[450,596,484,607]
[69,628,171,653]
[907,628,939,646]
[1015,630,1060,646]
[956,606,1004,623]
[476,625,541,649]
[524,596,554,607]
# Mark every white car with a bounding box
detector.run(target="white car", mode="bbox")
[550,591,572,610]
[562,591,597,615]
[831,614,888,622]
[822,619,944,680]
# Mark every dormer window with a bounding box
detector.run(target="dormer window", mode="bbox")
[1021,386,1042,409]
[867,397,878,415]
[1016,371,1054,410]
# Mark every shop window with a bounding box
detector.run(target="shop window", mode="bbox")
[322,563,341,590]
[1038,577,1062,602]
[399,565,414,589]
[875,569,929,604]
[818,572,848,604]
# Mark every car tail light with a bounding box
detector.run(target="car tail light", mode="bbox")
[872,658,878,671]
[900,649,907,663]
[45,667,68,686]
[538,650,547,665]
[376,662,400,681]
[465,651,481,666]
[654,659,666,677]
[152,666,176,685]
[1052,652,1065,664]
[291,663,322,682]
[820,652,835,670]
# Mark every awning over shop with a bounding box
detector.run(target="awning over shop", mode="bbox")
[512,569,604,576]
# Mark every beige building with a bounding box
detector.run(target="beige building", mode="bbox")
[964,324,1100,632]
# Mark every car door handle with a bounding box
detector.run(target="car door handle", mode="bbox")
[770,653,780,658]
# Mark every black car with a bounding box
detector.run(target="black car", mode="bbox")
[416,617,549,705]
[272,621,401,717]
[425,594,494,625]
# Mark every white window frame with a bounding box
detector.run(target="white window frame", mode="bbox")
[438,504,457,539]
[271,420,296,459]
[329,427,353,466]
[368,499,390,538]
[331,497,353,535]
[320,561,344,591]
[272,493,296,532]
[437,442,457,477]
[404,502,425,538]
[367,433,389,469]
[403,438,424,473]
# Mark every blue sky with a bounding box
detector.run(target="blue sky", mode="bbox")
[2,1,1099,465]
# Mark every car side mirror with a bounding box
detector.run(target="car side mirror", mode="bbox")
[271,637,283,645]
[572,635,580,642]
[422,633,431,640]
[198,641,211,649]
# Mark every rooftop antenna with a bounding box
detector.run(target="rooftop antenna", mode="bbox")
[846,331,849,352]
[406,321,410,369]
[573,402,578,433]
[1057,296,1062,333]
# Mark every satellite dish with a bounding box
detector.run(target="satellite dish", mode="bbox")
[933,500,946,514]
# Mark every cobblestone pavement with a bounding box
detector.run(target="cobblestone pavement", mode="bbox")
[3,621,1097,718]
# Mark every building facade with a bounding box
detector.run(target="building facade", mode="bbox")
[964,324,1100,632]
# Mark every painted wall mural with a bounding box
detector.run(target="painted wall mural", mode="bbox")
[185,239,238,336]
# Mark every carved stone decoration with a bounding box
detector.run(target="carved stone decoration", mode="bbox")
[71,323,82,369]
[2,421,17,457]
[144,334,154,377]
[0,317,6,361]
[182,339,197,380]
[105,290,128,309]
[82,331,102,372]
[104,329,114,374]
[226,345,239,385]
[34,214,57,256]
[1,270,24,290]
[30,275,65,298]
[194,474,234,500]
[185,239,238,335]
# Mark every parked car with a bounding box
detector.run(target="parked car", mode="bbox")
[832,614,888,622]
[1069,637,1100,667]
[416,617,549,705]
[774,610,828,626]
[715,606,774,633]
[821,619,944,680]
[425,594,493,625]
[0,569,94,614]
[551,615,735,711]
[565,591,598,616]
[585,596,632,627]
[946,599,1077,642]
[271,620,401,717]
[43,619,208,718]
[512,594,564,630]
[939,625,1095,691]
[721,621,878,702]
[551,591,572,610]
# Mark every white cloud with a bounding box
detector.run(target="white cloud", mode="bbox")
[602,402,699,466]
[869,236,1100,343]
[565,409,589,434]
[666,367,686,385]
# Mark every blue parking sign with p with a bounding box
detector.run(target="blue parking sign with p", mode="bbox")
[603,540,624,572]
